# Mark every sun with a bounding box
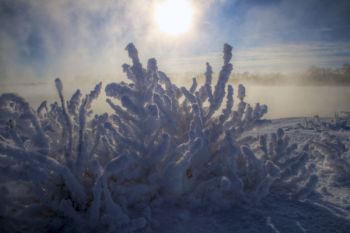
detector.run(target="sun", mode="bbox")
[154,0,194,36]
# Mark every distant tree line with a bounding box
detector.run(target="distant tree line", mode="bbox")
[230,64,350,86]
[301,64,350,85]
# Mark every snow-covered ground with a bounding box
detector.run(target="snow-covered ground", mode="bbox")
[1,118,349,233]
[146,118,350,233]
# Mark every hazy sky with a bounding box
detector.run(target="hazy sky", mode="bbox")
[1,0,350,84]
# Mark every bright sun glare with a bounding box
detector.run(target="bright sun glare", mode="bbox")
[154,0,194,36]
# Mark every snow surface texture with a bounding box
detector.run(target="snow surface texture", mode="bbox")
[0,44,349,233]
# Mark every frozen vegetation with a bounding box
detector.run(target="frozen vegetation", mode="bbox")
[0,44,350,233]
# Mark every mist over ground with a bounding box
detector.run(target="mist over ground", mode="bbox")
[2,69,350,119]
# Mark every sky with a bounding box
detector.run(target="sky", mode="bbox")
[1,0,350,85]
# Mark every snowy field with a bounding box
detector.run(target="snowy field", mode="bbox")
[1,44,350,233]
[151,118,350,233]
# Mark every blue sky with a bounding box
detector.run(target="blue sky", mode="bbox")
[1,0,350,84]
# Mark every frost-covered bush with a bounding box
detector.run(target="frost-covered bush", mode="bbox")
[310,132,350,187]
[252,129,318,200]
[0,82,147,233]
[0,43,317,233]
[299,113,350,131]
[333,112,350,130]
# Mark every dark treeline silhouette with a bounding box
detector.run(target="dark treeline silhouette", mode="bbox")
[300,64,350,85]
[230,64,350,86]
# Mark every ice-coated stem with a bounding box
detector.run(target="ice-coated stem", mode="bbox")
[76,82,102,175]
[55,78,73,163]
